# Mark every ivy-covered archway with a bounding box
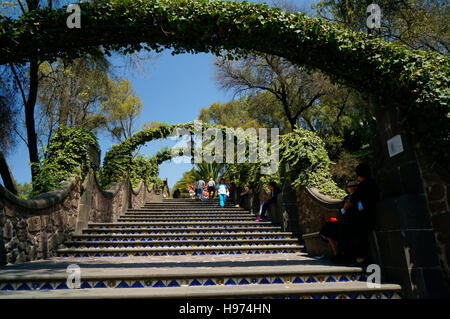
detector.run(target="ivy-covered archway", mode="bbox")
[2,0,449,297]
[100,122,345,198]
[1,0,448,170]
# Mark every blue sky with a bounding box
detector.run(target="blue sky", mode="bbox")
[5,0,318,190]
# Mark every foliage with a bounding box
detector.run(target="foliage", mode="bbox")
[4,0,447,195]
[36,54,111,149]
[329,150,360,190]
[30,122,345,199]
[129,153,166,190]
[193,162,225,182]
[172,168,196,198]
[29,126,100,198]
[129,156,158,188]
[198,97,262,129]
[99,122,194,188]
[314,0,449,54]
[100,77,143,142]
[323,135,344,162]
[14,180,32,199]
[0,67,18,153]
[214,53,333,132]
[172,162,225,197]
[0,0,446,171]
[280,127,346,198]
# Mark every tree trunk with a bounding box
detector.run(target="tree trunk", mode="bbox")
[0,151,18,195]
[25,58,40,181]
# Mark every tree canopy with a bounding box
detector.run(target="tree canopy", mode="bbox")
[1,0,447,170]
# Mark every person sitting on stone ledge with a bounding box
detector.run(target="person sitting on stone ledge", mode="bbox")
[255,182,281,222]
[319,180,359,263]
[235,181,254,208]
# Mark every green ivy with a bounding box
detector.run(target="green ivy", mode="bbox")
[3,0,447,194]
[30,126,100,198]
[129,147,172,188]
[280,127,346,199]
[99,123,195,188]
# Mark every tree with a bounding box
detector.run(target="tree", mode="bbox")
[173,168,196,197]
[0,66,18,153]
[0,66,19,194]
[314,0,449,54]
[36,54,111,149]
[214,54,341,132]
[191,162,224,182]
[173,163,225,197]
[15,180,32,199]
[198,97,262,129]
[100,78,143,142]
[3,0,48,181]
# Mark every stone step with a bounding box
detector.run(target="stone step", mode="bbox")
[117,217,256,222]
[130,208,246,212]
[56,245,304,257]
[63,238,299,249]
[88,221,273,227]
[82,226,282,234]
[72,232,296,241]
[142,204,236,207]
[0,282,403,299]
[124,212,253,217]
[139,206,241,210]
[0,264,369,292]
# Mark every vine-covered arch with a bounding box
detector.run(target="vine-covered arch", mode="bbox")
[100,122,345,198]
[1,0,448,168]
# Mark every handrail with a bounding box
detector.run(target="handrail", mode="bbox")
[0,178,78,212]
[304,186,343,209]
[0,172,152,214]
[131,180,145,195]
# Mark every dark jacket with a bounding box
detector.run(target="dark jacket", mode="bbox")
[349,178,379,229]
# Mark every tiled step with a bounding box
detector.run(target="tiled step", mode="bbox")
[116,217,256,222]
[0,199,404,300]
[123,212,253,217]
[71,232,296,241]
[0,265,370,292]
[142,203,238,206]
[121,214,254,219]
[64,238,299,249]
[56,245,303,257]
[120,214,254,218]
[0,282,403,299]
[130,209,246,213]
[82,226,282,235]
[88,221,274,228]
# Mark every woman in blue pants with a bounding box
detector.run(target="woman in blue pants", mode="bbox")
[217,179,228,207]
[256,182,281,222]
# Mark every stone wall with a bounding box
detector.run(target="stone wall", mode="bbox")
[0,180,80,264]
[295,186,342,236]
[0,172,158,265]
[416,149,450,285]
[373,106,449,298]
[130,181,150,209]
[248,183,342,237]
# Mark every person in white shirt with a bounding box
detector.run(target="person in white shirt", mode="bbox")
[207,178,216,199]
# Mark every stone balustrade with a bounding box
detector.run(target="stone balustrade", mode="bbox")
[0,171,160,265]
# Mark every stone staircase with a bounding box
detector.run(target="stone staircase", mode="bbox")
[0,199,402,299]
